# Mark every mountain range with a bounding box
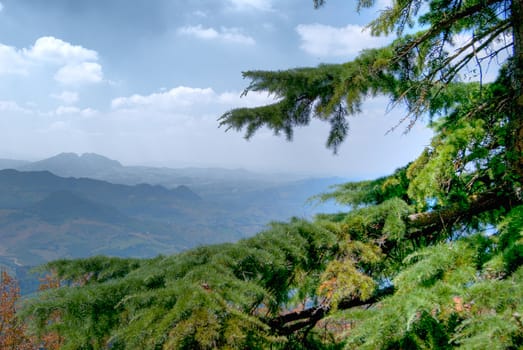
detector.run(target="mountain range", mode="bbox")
[0,153,348,292]
[14,152,304,197]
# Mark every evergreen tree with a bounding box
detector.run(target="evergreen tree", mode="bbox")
[21,0,523,348]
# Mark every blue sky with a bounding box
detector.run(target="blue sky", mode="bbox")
[0,0,433,178]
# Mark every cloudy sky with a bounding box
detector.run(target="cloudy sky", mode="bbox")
[0,0,434,178]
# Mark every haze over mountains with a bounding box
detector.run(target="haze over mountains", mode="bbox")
[0,153,347,287]
[14,152,306,197]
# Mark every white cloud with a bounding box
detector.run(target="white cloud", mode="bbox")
[54,62,103,85]
[0,44,29,75]
[111,86,274,112]
[51,91,79,105]
[227,0,273,11]
[112,86,214,110]
[0,36,103,85]
[177,25,255,45]
[217,27,256,45]
[0,2,4,12]
[79,108,98,117]
[24,36,98,64]
[178,25,218,40]
[296,23,391,58]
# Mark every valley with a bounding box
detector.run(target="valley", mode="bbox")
[0,153,346,292]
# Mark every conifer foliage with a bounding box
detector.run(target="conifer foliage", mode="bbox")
[21,0,523,348]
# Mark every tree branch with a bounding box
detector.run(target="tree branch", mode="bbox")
[265,189,519,336]
[396,0,503,59]
[266,285,395,335]
[407,189,519,238]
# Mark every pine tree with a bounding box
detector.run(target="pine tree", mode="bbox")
[21,0,523,348]
[221,0,523,176]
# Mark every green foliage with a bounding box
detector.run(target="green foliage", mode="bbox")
[35,256,143,285]
[315,165,411,207]
[219,47,397,152]
[343,198,411,240]
[334,207,523,349]
[23,219,346,349]
[407,77,512,210]
[318,259,376,310]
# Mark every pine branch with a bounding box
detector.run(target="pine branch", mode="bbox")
[394,0,504,59]
[266,285,395,335]
[265,191,516,336]
[268,306,328,336]
[407,188,519,238]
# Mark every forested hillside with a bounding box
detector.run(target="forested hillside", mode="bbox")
[0,168,343,276]
[6,0,523,348]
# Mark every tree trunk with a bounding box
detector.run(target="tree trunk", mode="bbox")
[511,0,523,184]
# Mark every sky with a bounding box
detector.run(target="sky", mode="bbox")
[0,0,435,178]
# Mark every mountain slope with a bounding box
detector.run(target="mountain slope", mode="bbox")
[28,190,129,224]
[0,169,201,215]
[0,170,206,269]
[0,157,349,288]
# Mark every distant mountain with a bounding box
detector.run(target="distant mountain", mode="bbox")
[19,152,123,178]
[0,155,350,287]
[0,169,201,212]
[0,170,207,270]
[11,153,307,196]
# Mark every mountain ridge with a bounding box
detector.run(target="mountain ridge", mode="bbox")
[0,153,317,194]
[0,154,348,293]
[0,168,201,210]
[19,152,123,177]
